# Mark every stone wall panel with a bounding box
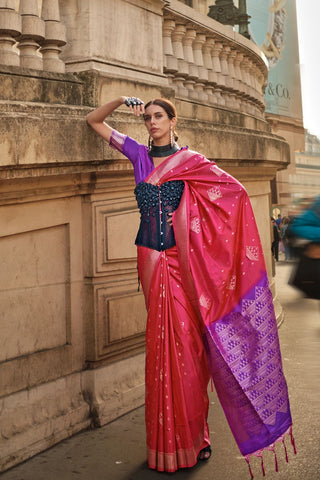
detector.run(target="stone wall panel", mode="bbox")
[0,196,84,399]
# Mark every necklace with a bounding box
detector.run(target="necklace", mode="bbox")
[149,142,179,158]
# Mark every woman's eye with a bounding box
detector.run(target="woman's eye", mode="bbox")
[144,116,151,121]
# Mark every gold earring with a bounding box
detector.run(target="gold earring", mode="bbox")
[170,128,174,147]
[148,135,152,150]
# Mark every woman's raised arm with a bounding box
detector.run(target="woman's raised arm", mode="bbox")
[86,96,144,143]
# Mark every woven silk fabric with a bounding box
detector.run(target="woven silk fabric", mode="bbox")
[139,245,211,471]
[139,148,292,467]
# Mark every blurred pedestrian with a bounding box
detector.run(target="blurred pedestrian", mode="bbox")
[275,213,282,228]
[271,217,280,261]
[289,196,320,299]
[280,216,293,261]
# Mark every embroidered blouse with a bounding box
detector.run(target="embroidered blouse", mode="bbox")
[109,129,185,251]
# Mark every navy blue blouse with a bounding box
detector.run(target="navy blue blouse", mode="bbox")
[134,180,185,251]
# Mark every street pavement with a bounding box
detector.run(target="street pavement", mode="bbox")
[2,261,320,480]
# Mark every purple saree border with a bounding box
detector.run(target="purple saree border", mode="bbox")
[205,273,292,456]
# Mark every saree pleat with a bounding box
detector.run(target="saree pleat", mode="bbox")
[139,246,210,472]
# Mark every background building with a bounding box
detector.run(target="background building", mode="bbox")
[0,0,290,471]
[289,132,320,212]
[246,0,306,217]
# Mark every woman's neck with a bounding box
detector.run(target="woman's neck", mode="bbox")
[149,142,179,158]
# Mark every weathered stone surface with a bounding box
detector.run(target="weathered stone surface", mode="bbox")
[0,374,91,472]
[60,0,165,77]
[82,354,145,426]
[0,66,83,103]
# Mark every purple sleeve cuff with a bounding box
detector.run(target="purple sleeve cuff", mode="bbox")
[109,129,127,153]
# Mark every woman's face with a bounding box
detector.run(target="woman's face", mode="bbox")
[144,104,176,146]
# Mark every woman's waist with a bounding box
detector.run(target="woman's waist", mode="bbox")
[135,215,176,251]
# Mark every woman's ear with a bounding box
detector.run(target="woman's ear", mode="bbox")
[171,117,177,129]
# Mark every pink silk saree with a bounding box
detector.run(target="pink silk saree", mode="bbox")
[137,149,294,475]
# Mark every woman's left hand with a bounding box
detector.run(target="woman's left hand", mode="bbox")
[125,97,145,116]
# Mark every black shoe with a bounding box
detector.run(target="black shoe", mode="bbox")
[198,445,212,461]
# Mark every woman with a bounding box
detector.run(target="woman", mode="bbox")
[87,96,295,476]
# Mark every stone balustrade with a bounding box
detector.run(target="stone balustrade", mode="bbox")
[0,0,66,72]
[163,1,267,117]
[0,0,267,119]
[0,0,267,117]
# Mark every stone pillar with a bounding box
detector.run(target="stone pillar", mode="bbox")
[183,27,198,99]
[0,0,21,66]
[220,44,232,106]
[228,48,240,109]
[220,44,232,88]
[233,51,243,94]
[211,41,224,105]
[40,0,66,73]
[240,56,251,113]
[171,23,188,97]
[256,68,266,113]
[202,37,215,104]
[162,18,178,85]
[234,51,247,111]
[18,0,45,70]
[193,33,208,102]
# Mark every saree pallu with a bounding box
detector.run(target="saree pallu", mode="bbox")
[138,149,294,474]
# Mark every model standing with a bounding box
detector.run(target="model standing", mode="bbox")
[87,96,295,475]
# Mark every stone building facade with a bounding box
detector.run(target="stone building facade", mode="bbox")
[289,132,320,211]
[0,0,290,471]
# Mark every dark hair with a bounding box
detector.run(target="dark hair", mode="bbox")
[144,98,178,141]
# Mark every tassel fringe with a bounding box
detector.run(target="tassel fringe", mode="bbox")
[245,457,255,479]
[290,427,297,455]
[282,436,289,463]
[244,426,296,479]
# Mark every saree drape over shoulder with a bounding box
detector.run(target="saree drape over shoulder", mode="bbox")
[110,132,294,474]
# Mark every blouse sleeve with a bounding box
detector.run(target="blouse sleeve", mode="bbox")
[109,129,142,167]
[109,129,126,153]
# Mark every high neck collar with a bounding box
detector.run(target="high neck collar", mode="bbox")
[148,142,179,158]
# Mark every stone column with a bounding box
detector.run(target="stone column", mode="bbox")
[256,68,266,113]
[193,33,208,102]
[249,62,262,117]
[162,18,178,85]
[234,51,247,111]
[171,23,188,97]
[220,44,232,106]
[227,48,239,109]
[211,41,224,105]
[40,0,66,73]
[220,45,231,87]
[18,0,45,70]
[202,37,215,104]
[246,60,258,116]
[183,27,198,100]
[240,56,252,113]
[233,51,243,94]
[0,0,21,66]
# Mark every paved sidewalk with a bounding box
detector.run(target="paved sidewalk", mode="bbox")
[2,262,320,480]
